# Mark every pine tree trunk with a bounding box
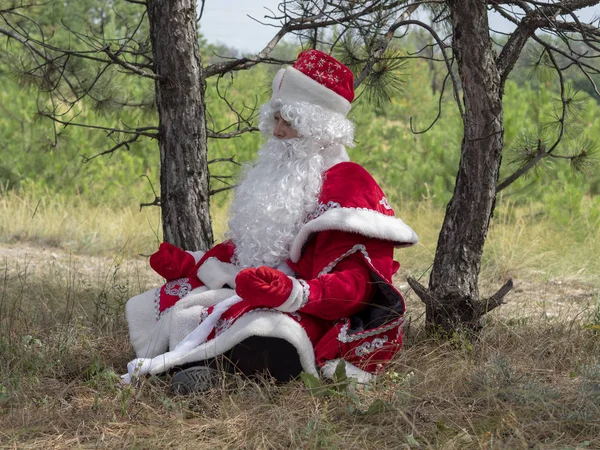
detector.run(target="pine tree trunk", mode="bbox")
[146,0,213,251]
[410,0,512,333]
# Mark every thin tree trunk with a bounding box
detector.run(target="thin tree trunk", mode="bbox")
[146,0,213,251]
[410,0,511,333]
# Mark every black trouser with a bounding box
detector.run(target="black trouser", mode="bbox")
[177,336,304,382]
[226,336,304,382]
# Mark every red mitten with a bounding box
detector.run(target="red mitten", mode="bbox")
[149,242,197,281]
[235,266,293,308]
[197,240,236,266]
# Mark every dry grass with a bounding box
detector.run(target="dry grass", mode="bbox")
[482,197,600,285]
[1,261,599,449]
[1,193,600,449]
[0,187,232,258]
[0,187,162,257]
[393,195,600,287]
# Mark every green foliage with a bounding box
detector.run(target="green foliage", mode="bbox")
[301,361,397,417]
[0,0,157,206]
[511,39,600,104]
[1,4,598,234]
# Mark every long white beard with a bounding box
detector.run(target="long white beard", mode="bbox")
[227,137,335,268]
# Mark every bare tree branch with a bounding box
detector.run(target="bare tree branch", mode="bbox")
[398,19,465,122]
[203,0,412,78]
[101,45,159,79]
[139,174,160,211]
[210,175,235,187]
[210,186,236,196]
[198,0,206,22]
[407,277,437,308]
[207,127,260,139]
[38,113,158,138]
[410,70,451,134]
[208,156,241,166]
[495,0,600,84]
[205,74,261,139]
[81,133,144,162]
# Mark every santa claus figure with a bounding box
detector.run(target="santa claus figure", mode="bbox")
[123,49,418,393]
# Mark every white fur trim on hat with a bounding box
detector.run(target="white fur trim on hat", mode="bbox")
[272,67,352,116]
[289,207,419,263]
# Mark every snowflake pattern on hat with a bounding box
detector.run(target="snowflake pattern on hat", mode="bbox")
[293,49,354,103]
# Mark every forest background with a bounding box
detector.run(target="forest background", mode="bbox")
[1,2,600,449]
[2,10,599,260]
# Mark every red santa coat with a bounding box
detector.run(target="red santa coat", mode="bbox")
[124,162,417,383]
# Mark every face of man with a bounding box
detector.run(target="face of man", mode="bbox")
[273,111,299,139]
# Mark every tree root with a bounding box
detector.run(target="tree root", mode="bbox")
[406,277,514,333]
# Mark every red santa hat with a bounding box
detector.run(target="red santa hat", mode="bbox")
[271,49,354,116]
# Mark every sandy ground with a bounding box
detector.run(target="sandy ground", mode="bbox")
[1,243,598,323]
[0,243,163,295]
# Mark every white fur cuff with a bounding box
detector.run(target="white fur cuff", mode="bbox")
[276,277,308,313]
[197,257,241,290]
[186,250,206,264]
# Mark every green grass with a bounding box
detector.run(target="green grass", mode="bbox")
[1,190,599,449]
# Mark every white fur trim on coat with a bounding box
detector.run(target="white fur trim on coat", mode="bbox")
[123,294,243,384]
[321,359,375,384]
[167,288,237,350]
[169,286,230,311]
[289,207,418,263]
[276,277,307,313]
[126,286,236,361]
[276,261,296,276]
[197,257,241,290]
[126,288,172,359]
[123,307,317,383]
